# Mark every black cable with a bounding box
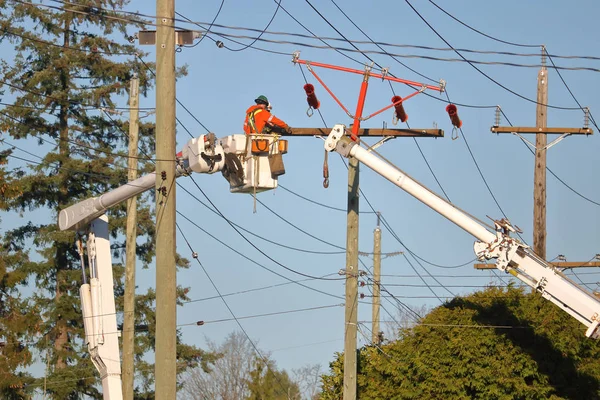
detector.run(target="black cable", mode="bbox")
[328,0,436,83]
[177,210,347,302]
[175,222,294,397]
[185,178,343,281]
[176,0,224,48]
[498,108,600,207]
[177,183,345,255]
[402,0,583,111]
[427,0,541,48]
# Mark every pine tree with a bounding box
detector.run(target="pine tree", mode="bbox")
[0,1,209,398]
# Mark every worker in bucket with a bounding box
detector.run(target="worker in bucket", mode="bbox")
[244,95,291,135]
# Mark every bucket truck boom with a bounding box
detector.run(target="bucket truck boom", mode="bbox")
[325,124,600,338]
[59,132,287,399]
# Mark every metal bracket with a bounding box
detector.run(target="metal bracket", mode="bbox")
[473,217,527,272]
[510,131,572,151]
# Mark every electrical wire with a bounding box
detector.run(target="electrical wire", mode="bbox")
[177,184,345,255]
[176,0,224,47]
[498,108,600,207]
[427,0,541,48]
[176,211,347,301]
[176,221,300,396]
[402,0,584,111]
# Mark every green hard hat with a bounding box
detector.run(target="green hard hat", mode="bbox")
[255,95,269,105]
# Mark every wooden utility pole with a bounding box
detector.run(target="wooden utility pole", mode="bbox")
[286,57,445,400]
[122,75,139,400]
[489,48,592,260]
[344,156,359,400]
[155,0,177,398]
[533,61,548,259]
[371,213,382,345]
[342,69,371,400]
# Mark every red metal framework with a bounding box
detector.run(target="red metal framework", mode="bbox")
[293,52,445,140]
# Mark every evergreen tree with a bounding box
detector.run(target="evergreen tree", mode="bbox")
[0,148,37,398]
[0,1,209,398]
[247,357,301,400]
[320,286,600,399]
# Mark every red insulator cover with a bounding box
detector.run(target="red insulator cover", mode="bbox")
[304,83,320,110]
[446,104,462,128]
[391,96,408,122]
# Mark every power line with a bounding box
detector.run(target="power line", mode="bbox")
[401,0,584,111]
[427,0,540,48]
[176,221,298,396]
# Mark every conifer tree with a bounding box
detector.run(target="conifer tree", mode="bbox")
[0,1,209,398]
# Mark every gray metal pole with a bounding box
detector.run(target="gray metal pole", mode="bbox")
[122,76,139,400]
[155,0,177,398]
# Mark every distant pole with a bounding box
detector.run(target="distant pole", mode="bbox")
[122,75,139,400]
[371,213,381,345]
[533,51,548,259]
[155,0,177,398]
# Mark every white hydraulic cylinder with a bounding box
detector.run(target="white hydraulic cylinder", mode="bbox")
[325,124,600,338]
[83,215,123,400]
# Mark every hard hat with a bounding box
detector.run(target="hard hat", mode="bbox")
[255,95,269,105]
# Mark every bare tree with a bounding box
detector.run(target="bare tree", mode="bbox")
[181,331,256,400]
[383,304,429,341]
[292,364,322,400]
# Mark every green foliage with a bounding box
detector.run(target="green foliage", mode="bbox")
[0,1,204,398]
[246,357,301,400]
[320,286,600,399]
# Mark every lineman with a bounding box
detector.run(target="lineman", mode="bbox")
[244,95,291,135]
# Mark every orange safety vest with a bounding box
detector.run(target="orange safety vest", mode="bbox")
[244,105,287,134]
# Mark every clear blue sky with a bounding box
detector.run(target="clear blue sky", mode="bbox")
[4,0,600,391]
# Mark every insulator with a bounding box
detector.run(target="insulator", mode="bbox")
[446,104,462,128]
[391,96,408,122]
[494,106,501,128]
[304,84,320,110]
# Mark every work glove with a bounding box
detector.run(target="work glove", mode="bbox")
[285,126,293,134]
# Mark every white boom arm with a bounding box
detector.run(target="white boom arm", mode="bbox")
[80,215,123,400]
[325,124,600,338]
[60,133,286,399]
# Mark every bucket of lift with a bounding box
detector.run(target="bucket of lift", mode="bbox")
[219,134,287,194]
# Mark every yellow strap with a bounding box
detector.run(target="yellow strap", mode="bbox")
[247,109,264,133]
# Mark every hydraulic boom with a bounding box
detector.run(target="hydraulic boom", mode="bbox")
[325,124,600,338]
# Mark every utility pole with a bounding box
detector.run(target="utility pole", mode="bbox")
[533,56,548,259]
[122,75,139,400]
[476,47,593,271]
[344,155,359,400]
[286,56,444,400]
[342,66,372,400]
[155,0,177,398]
[371,213,381,345]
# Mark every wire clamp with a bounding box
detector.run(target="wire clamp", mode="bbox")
[292,51,300,64]
[381,67,389,81]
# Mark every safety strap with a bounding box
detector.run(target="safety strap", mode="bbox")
[247,109,263,134]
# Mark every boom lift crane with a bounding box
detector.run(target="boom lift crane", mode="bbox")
[58,132,287,400]
[324,124,600,338]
